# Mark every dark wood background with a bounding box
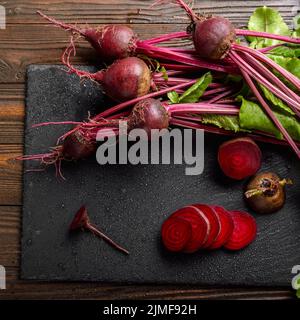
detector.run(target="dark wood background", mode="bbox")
[0,0,299,300]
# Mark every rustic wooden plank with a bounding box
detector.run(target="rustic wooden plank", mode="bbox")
[0,145,22,205]
[0,206,20,267]
[0,101,24,144]
[3,0,299,25]
[0,84,24,101]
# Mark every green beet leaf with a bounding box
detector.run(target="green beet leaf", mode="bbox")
[178,72,212,103]
[268,55,300,79]
[239,97,300,141]
[201,114,242,133]
[259,84,295,115]
[248,6,290,48]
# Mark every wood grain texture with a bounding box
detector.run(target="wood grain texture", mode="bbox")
[3,0,299,24]
[0,0,298,299]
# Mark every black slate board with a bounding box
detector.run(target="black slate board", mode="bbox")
[22,65,300,286]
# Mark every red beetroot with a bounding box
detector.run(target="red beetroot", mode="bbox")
[192,204,220,248]
[224,210,257,251]
[37,11,136,62]
[128,98,170,136]
[209,206,234,249]
[62,44,152,102]
[161,217,192,252]
[62,131,97,161]
[218,137,262,180]
[192,16,236,60]
[170,207,210,253]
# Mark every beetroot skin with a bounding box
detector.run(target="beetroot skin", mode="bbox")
[192,16,236,60]
[62,132,97,161]
[101,57,152,102]
[128,98,170,135]
[84,25,136,61]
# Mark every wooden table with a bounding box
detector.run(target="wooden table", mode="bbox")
[0,0,298,300]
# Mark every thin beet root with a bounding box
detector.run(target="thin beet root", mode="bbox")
[70,206,129,255]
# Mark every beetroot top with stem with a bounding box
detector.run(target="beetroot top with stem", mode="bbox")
[165,0,300,159]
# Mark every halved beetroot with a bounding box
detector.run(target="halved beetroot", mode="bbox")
[209,206,234,249]
[161,217,192,252]
[171,207,210,253]
[192,204,220,248]
[224,210,257,251]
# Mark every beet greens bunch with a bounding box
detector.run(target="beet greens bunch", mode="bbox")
[18,1,300,177]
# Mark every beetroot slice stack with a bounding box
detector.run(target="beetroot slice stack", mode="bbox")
[161,204,257,254]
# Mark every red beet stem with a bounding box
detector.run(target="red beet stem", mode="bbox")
[166,103,240,115]
[232,43,300,90]
[201,86,230,97]
[94,79,198,119]
[136,41,239,74]
[230,50,300,113]
[207,89,236,104]
[237,64,300,158]
[170,117,300,147]
[235,29,300,45]
[238,52,300,116]
[37,10,84,35]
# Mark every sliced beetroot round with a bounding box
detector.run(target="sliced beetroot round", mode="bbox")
[161,217,192,252]
[224,210,257,251]
[208,206,234,249]
[171,207,210,253]
[218,137,262,180]
[191,204,220,248]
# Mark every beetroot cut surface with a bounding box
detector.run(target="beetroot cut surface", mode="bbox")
[192,204,220,248]
[224,210,257,251]
[171,206,210,253]
[161,216,192,252]
[209,206,234,249]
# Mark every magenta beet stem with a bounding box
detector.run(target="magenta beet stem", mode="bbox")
[207,89,237,104]
[238,52,300,116]
[94,79,198,119]
[232,43,300,91]
[160,63,201,72]
[237,64,300,158]
[230,50,300,113]
[235,29,300,44]
[171,117,300,147]
[136,41,239,74]
[166,103,240,115]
